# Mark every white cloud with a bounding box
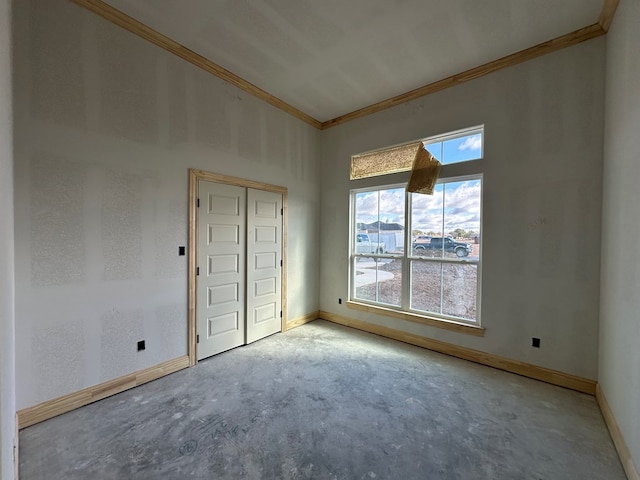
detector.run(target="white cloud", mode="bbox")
[412,180,480,233]
[457,135,482,152]
[355,182,480,235]
[355,188,405,226]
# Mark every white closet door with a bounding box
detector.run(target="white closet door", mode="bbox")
[197,181,246,360]
[246,188,282,344]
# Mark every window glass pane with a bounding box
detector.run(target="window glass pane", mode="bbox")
[355,188,404,254]
[441,133,482,164]
[410,261,442,314]
[411,184,444,258]
[442,179,481,260]
[354,257,376,303]
[354,257,402,307]
[442,264,477,321]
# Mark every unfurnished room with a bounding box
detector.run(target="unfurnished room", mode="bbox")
[0,0,639,479]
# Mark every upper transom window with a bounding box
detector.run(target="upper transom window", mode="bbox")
[350,126,483,180]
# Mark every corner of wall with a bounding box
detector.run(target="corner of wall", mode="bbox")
[596,384,640,480]
[13,413,18,480]
[599,0,640,477]
[0,0,15,476]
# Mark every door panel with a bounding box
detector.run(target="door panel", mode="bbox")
[197,181,246,360]
[246,188,282,344]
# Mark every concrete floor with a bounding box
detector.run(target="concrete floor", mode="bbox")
[20,320,625,479]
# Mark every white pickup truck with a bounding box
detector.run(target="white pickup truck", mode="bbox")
[355,233,387,254]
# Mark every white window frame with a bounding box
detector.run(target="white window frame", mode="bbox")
[348,127,484,333]
[349,176,482,327]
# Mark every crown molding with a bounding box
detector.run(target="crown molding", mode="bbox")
[321,24,605,129]
[598,0,621,32]
[71,0,614,131]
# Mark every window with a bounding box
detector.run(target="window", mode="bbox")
[350,126,482,180]
[349,128,483,327]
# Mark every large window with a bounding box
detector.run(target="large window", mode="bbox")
[349,127,483,326]
[351,177,481,324]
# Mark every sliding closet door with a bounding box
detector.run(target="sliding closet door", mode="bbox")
[246,188,282,344]
[197,181,246,360]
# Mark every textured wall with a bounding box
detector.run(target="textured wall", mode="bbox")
[320,39,605,380]
[600,0,640,472]
[0,0,15,476]
[13,0,320,410]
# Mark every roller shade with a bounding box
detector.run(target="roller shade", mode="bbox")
[406,146,442,195]
[351,141,441,195]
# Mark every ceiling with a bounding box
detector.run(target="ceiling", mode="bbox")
[101,0,606,125]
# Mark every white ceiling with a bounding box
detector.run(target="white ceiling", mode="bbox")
[104,0,604,123]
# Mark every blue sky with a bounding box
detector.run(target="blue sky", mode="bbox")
[424,133,482,165]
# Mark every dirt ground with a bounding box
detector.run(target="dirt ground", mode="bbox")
[355,257,477,321]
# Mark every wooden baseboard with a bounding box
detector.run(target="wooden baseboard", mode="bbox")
[17,355,190,429]
[285,311,319,331]
[319,311,596,395]
[596,384,640,480]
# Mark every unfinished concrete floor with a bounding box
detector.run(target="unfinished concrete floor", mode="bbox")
[20,320,625,479]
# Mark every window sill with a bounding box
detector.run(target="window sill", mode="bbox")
[346,301,485,337]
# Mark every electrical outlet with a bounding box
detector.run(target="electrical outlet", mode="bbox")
[338,298,342,304]
[137,340,146,351]
[532,337,541,348]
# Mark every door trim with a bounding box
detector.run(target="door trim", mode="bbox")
[188,169,288,366]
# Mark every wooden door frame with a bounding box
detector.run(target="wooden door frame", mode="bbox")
[188,168,288,366]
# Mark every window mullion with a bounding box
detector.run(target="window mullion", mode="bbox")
[440,184,445,314]
[402,191,411,310]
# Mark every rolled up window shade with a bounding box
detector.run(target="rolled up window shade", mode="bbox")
[350,142,423,180]
[407,146,442,195]
[351,141,441,195]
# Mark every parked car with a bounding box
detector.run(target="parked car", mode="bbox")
[412,236,472,257]
[413,235,431,244]
[355,233,387,254]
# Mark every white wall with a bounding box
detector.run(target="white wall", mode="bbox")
[320,39,606,379]
[600,0,640,472]
[13,0,320,410]
[0,0,15,475]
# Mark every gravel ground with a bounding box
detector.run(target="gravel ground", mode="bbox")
[355,256,477,321]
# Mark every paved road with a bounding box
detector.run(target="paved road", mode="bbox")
[354,259,394,287]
